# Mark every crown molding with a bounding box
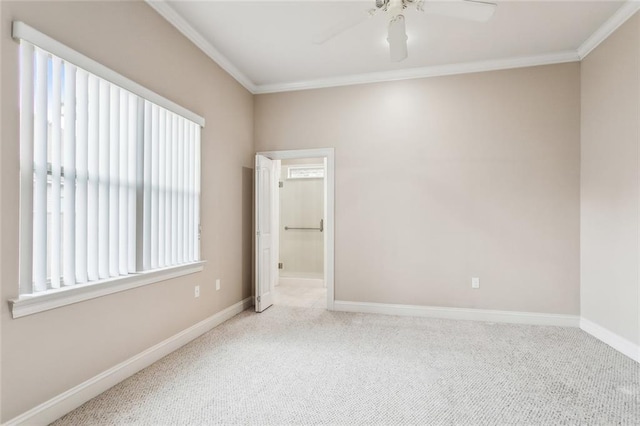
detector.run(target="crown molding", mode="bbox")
[577,0,640,60]
[145,0,257,93]
[253,51,580,94]
[147,0,635,95]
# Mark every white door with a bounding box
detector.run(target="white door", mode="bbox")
[255,154,277,312]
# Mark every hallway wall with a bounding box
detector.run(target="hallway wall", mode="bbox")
[279,159,324,277]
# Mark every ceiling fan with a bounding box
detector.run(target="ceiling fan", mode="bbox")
[313,0,497,62]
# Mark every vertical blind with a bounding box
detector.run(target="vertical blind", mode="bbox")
[19,40,202,295]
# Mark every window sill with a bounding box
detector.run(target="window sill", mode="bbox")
[9,261,206,319]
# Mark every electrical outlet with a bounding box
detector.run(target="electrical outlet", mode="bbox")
[215,279,221,291]
[471,277,480,289]
[194,285,200,298]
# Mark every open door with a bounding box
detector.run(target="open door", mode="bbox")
[255,154,277,312]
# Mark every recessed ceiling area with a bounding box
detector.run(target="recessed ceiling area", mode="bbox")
[154,1,629,92]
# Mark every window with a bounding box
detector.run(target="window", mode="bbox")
[11,22,205,318]
[287,165,325,179]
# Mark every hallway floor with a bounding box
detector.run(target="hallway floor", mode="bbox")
[273,277,326,309]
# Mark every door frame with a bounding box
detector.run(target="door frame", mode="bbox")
[256,148,335,310]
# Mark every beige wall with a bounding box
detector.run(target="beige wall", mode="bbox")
[255,63,581,314]
[279,160,324,277]
[580,13,640,345]
[0,1,254,421]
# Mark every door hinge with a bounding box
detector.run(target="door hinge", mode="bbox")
[279,181,283,188]
[257,296,261,303]
[278,262,283,269]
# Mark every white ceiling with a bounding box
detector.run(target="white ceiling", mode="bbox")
[151,1,637,93]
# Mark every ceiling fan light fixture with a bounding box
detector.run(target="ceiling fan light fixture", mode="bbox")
[387,14,408,62]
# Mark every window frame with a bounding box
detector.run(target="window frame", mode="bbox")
[286,165,325,180]
[10,22,206,319]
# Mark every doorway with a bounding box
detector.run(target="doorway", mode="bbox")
[254,148,335,312]
[277,158,325,308]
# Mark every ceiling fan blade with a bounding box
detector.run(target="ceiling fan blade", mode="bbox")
[312,8,378,45]
[422,0,497,22]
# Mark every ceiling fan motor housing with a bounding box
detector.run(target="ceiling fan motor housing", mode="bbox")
[377,0,416,12]
[388,0,406,16]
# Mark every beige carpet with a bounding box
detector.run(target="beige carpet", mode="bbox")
[53,306,640,425]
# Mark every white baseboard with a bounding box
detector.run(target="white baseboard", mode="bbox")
[333,300,580,327]
[5,297,254,426]
[580,317,640,363]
